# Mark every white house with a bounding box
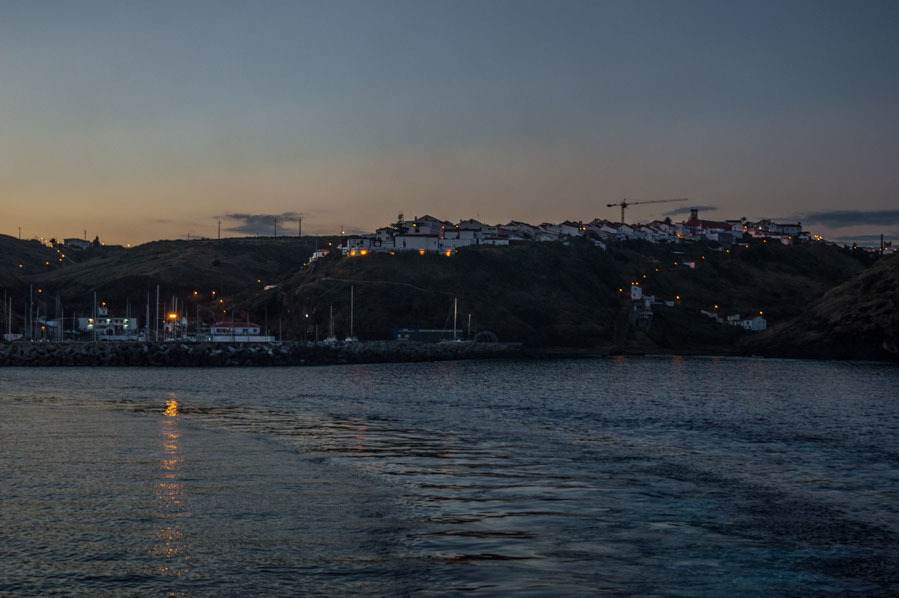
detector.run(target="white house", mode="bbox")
[741,316,767,331]
[77,316,139,340]
[206,321,274,342]
[409,215,451,236]
[393,234,441,252]
[64,238,92,250]
[503,220,538,239]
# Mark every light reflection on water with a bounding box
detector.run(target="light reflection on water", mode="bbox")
[1,357,898,596]
[148,396,190,579]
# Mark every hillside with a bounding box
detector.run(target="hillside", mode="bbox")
[0,234,67,294]
[269,240,875,353]
[2,233,893,360]
[23,237,335,305]
[746,252,899,361]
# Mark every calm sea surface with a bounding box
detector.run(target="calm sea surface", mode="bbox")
[1,357,897,596]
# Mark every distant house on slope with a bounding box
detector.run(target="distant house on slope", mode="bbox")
[64,238,92,250]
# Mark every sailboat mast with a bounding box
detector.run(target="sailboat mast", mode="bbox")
[453,298,457,341]
[350,285,354,339]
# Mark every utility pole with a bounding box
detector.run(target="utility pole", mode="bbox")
[218,220,221,240]
[298,217,302,237]
[155,285,160,342]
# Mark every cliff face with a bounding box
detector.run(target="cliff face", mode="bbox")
[746,252,899,361]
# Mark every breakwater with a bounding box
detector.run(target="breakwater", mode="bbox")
[0,340,523,367]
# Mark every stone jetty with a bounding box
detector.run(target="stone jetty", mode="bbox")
[0,340,523,367]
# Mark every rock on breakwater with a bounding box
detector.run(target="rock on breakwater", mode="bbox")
[0,340,523,367]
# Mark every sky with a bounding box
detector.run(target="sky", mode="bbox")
[1,0,897,246]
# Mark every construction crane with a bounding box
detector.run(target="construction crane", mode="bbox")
[606,198,688,224]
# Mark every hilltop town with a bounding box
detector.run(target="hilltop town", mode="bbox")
[337,209,811,257]
[1,206,896,362]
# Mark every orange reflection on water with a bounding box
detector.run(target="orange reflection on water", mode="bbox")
[147,394,191,578]
[163,399,179,417]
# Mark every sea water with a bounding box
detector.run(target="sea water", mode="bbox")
[1,357,897,596]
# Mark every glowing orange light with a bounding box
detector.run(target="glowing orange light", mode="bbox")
[419,249,426,255]
[193,291,198,295]
[445,250,452,257]
[168,313,178,319]
[360,249,368,255]
[163,399,179,417]
[349,250,356,256]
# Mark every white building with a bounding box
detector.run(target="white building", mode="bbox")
[64,238,92,250]
[77,315,139,340]
[393,234,441,252]
[409,215,451,236]
[205,321,275,342]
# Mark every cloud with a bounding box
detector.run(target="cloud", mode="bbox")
[221,212,304,236]
[664,205,718,216]
[833,232,897,243]
[803,210,899,228]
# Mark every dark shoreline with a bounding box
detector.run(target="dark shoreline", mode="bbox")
[0,340,525,367]
[2,340,897,366]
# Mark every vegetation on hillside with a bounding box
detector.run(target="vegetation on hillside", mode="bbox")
[1,232,894,360]
[746,252,899,360]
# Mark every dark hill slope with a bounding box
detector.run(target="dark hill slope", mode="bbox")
[0,234,67,294]
[270,241,873,350]
[274,242,624,347]
[27,237,332,306]
[2,233,886,357]
[746,252,899,361]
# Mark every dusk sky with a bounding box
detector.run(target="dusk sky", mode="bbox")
[2,0,897,246]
